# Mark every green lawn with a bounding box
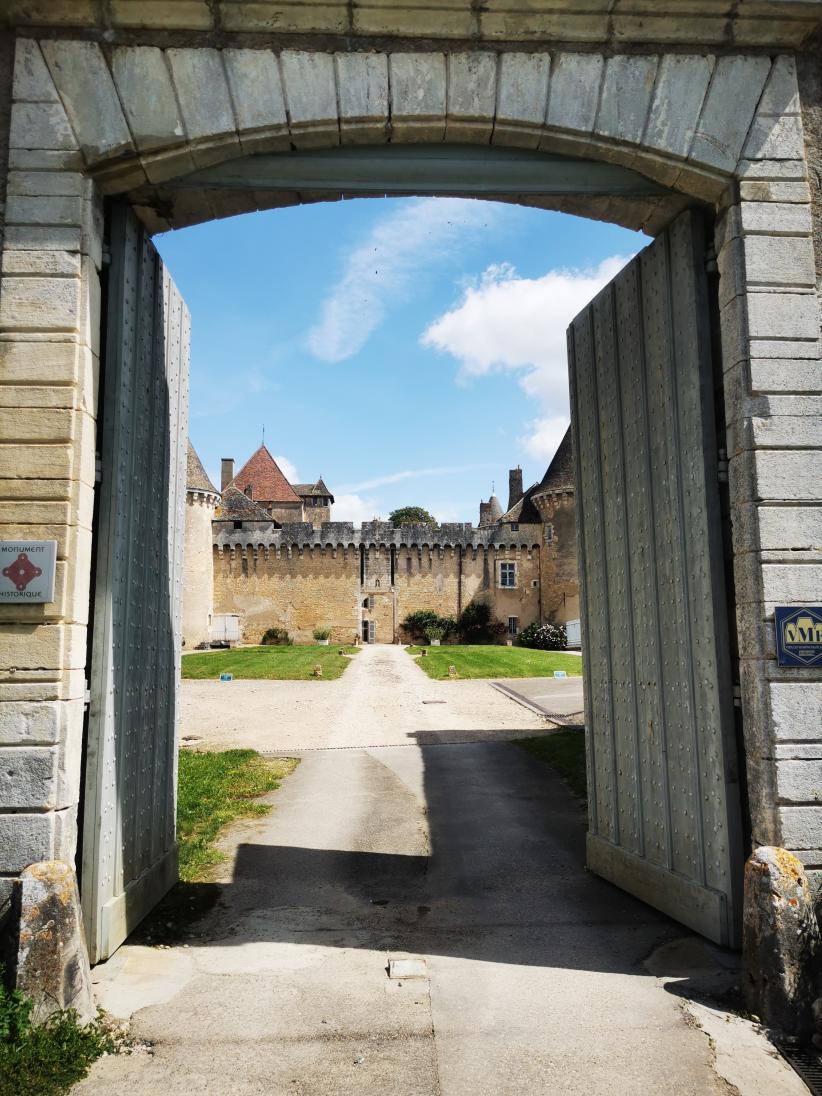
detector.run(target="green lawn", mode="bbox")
[516,730,587,801]
[181,644,360,681]
[408,644,583,680]
[177,749,298,881]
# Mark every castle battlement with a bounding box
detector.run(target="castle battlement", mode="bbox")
[213,519,542,552]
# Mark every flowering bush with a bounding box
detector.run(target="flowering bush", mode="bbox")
[517,622,567,651]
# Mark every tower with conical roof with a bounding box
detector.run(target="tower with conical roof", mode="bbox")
[183,440,220,647]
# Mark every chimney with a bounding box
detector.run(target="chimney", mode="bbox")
[507,467,523,512]
[479,500,491,528]
[221,458,234,492]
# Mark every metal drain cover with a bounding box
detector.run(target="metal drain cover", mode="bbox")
[389,958,427,980]
[779,1043,822,1095]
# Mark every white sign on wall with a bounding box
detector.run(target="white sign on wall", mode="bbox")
[0,541,57,603]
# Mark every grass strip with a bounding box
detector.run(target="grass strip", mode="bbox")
[0,973,117,1096]
[177,749,298,881]
[408,644,583,680]
[515,730,587,802]
[181,644,360,681]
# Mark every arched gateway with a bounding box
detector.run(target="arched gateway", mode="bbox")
[0,4,820,1030]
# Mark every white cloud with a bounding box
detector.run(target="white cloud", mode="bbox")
[420,255,634,465]
[340,463,490,494]
[274,455,299,483]
[333,493,382,523]
[307,198,498,363]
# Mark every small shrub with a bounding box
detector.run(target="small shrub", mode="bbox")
[312,626,331,641]
[0,968,117,1096]
[261,626,292,646]
[517,621,567,651]
[424,622,447,643]
[456,601,505,644]
[402,610,455,642]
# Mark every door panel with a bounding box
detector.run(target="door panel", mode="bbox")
[82,205,190,963]
[568,209,743,946]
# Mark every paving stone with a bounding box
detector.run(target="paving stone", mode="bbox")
[595,55,658,145]
[41,41,133,162]
[644,55,713,159]
[546,53,603,133]
[112,46,185,153]
[13,39,58,102]
[689,55,770,172]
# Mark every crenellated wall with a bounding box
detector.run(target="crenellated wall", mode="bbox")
[212,525,544,643]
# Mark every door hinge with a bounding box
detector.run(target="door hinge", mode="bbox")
[84,681,91,711]
[101,244,111,267]
[95,454,102,484]
[705,244,717,275]
[717,447,728,483]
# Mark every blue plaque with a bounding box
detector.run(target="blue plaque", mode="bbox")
[774,606,822,668]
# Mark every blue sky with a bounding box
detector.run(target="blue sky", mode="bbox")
[155,198,645,523]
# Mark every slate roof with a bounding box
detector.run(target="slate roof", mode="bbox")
[538,427,575,494]
[228,445,301,504]
[293,478,335,502]
[215,484,275,521]
[186,441,219,495]
[499,483,542,524]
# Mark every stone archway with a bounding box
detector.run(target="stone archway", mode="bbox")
[1,24,820,1022]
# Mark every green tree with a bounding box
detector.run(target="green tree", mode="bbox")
[389,506,436,526]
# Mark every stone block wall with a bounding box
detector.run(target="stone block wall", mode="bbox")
[213,544,361,644]
[536,493,579,624]
[182,492,216,649]
[212,531,545,644]
[0,38,103,888]
[0,13,819,1004]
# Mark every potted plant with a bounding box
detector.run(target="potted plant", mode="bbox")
[424,622,446,646]
[313,626,331,646]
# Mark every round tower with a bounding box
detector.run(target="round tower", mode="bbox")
[182,441,220,648]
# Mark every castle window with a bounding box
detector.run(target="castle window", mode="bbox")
[508,616,519,636]
[510,522,519,531]
[545,524,554,543]
[499,562,516,588]
[233,520,242,530]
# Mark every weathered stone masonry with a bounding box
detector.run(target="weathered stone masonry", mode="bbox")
[213,521,544,643]
[0,2,820,1019]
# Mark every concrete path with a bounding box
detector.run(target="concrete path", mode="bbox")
[81,646,806,1096]
[179,644,549,751]
[490,674,585,725]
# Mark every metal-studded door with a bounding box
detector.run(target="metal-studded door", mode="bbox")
[568,209,744,946]
[81,204,190,963]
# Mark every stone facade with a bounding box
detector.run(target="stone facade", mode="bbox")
[213,522,544,644]
[0,2,820,1028]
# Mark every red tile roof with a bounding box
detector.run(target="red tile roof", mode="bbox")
[228,445,301,505]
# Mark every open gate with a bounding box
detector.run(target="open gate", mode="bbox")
[568,210,744,947]
[81,205,190,963]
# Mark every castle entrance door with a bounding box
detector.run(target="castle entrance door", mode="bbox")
[568,209,744,946]
[81,205,191,963]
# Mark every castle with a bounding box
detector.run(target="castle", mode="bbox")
[182,438,578,648]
